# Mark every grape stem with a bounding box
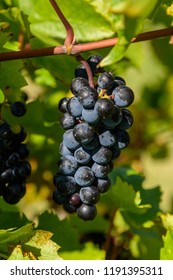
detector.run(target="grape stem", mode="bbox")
[76,55,95,88]
[49,0,74,51]
[0,27,172,62]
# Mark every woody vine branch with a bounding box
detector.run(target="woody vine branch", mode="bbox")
[0,0,172,62]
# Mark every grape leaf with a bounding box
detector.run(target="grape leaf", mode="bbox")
[160,227,173,260]
[18,0,114,44]
[0,223,35,259]
[0,60,27,91]
[107,176,151,214]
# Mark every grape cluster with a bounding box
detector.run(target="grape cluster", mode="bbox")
[0,101,31,204]
[53,55,134,221]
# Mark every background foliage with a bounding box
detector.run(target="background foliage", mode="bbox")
[0,0,173,260]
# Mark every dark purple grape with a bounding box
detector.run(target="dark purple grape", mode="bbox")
[6,152,20,167]
[74,147,91,165]
[10,101,26,117]
[74,166,94,186]
[70,77,89,96]
[3,182,26,204]
[98,72,114,89]
[92,146,112,165]
[14,161,31,179]
[75,64,88,80]
[112,85,134,107]
[53,173,77,195]
[58,97,69,113]
[68,192,81,207]
[95,98,115,118]
[17,144,30,160]
[73,123,95,145]
[82,108,100,125]
[114,129,130,149]
[79,186,100,204]
[87,54,103,74]
[59,142,73,157]
[96,177,111,193]
[78,86,98,109]
[66,97,83,117]
[0,168,16,184]
[91,162,110,178]
[60,112,76,130]
[58,155,78,175]
[98,129,116,147]
[77,203,97,221]
[117,109,134,130]
[0,122,12,141]
[63,129,80,150]
[52,188,66,204]
[82,134,99,150]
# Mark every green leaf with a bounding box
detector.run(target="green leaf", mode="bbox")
[0,223,35,259]
[19,0,114,44]
[0,60,27,91]
[60,242,105,260]
[38,211,81,252]
[160,227,173,260]
[24,230,62,260]
[107,176,150,213]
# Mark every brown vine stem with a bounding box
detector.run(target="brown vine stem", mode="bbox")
[0,27,172,62]
[49,0,74,50]
[76,55,95,88]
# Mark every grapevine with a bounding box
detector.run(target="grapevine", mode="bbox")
[0,0,173,260]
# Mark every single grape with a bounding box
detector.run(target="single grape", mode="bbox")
[75,64,88,80]
[70,77,89,96]
[63,202,77,213]
[98,72,114,89]
[92,162,110,178]
[14,161,31,180]
[78,86,98,109]
[79,186,100,204]
[10,101,26,117]
[17,144,30,160]
[60,112,76,130]
[112,85,134,107]
[98,129,116,147]
[6,152,20,167]
[68,192,81,207]
[0,168,16,184]
[3,182,26,204]
[52,188,66,204]
[102,105,122,129]
[114,129,130,149]
[96,177,111,193]
[74,166,94,186]
[53,173,77,195]
[74,146,91,165]
[87,54,103,75]
[117,109,134,130]
[63,129,80,150]
[95,98,115,118]
[59,142,73,157]
[12,126,27,143]
[82,133,100,150]
[77,203,97,221]
[66,97,83,117]
[0,122,12,141]
[58,97,69,113]
[92,146,112,165]
[82,108,100,125]
[58,155,78,175]
[73,123,95,145]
